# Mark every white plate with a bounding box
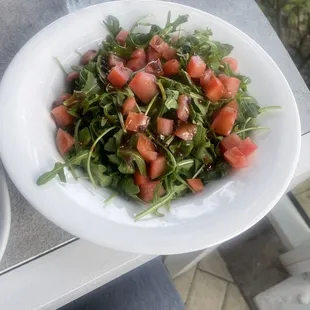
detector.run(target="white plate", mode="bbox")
[0,163,11,261]
[0,1,300,254]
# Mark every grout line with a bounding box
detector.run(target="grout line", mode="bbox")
[184,265,199,306]
[220,281,230,310]
[197,266,234,283]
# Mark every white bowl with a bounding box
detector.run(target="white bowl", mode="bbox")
[0,1,300,254]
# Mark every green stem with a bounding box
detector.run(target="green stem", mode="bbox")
[235,126,270,135]
[145,94,158,116]
[258,106,281,114]
[177,159,194,168]
[193,164,204,179]
[74,119,82,152]
[157,81,167,101]
[54,57,67,75]
[104,192,117,204]
[87,126,117,187]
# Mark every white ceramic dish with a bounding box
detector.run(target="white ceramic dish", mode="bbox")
[0,1,300,254]
[0,163,11,261]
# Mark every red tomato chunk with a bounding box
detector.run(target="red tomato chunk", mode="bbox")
[220,133,242,153]
[200,68,214,89]
[237,137,258,156]
[137,134,158,163]
[138,181,165,202]
[51,105,74,128]
[218,74,240,99]
[221,57,238,72]
[116,29,129,46]
[149,35,169,54]
[125,112,150,132]
[157,117,174,136]
[134,171,150,186]
[163,59,180,77]
[224,147,248,168]
[129,72,158,104]
[149,156,167,179]
[122,97,138,115]
[177,94,190,122]
[67,71,79,82]
[108,54,125,68]
[175,124,197,141]
[225,99,238,112]
[147,46,161,62]
[126,49,147,71]
[107,64,132,88]
[54,93,71,107]
[187,179,204,193]
[145,59,164,77]
[81,50,97,65]
[56,128,75,155]
[211,106,237,136]
[162,47,177,60]
[203,77,225,102]
[187,56,206,78]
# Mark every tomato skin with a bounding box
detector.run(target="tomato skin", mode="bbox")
[175,124,197,141]
[218,74,240,98]
[204,77,225,102]
[145,59,164,77]
[51,105,74,128]
[187,56,206,78]
[225,99,238,112]
[199,68,214,89]
[163,59,180,76]
[224,147,248,168]
[147,46,161,62]
[122,97,138,115]
[220,133,242,153]
[149,35,169,53]
[162,47,177,60]
[56,128,75,155]
[116,29,129,46]
[211,107,237,136]
[187,179,204,193]
[126,49,147,71]
[134,171,150,186]
[107,64,132,88]
[137,134,158,163]
[125,112,150,132]
[54,93,71,107]
[129,72,158,104]
[138,181,165,202]
[108,54,125,68]
[67,71,79,82]
[177,94,190,122]
[81,50,97,65]
[221,57,238,72]
[149,156,167,179]
[237,137,258,156]
[157,117,174,136]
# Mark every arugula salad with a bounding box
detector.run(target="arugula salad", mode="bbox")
[37,13,273,220]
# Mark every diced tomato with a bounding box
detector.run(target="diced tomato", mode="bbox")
[126,49,147,71]
[134,171,150,186]
[107,64,132,88]
[224,147,248,168]
[163,59,180,76]
[187,179,204,193]
[220,133,242,153]
[137,134,158,163]
[211,107,237,136]
[149,35,169,54]
[187,56,206,78]
[221,57,238,72]
[237,137,258,156]
[108,54,125,68]
[125,112,150,132]
[56,128,75,155]
[67,71,79,82]
[51,105,74,128]
[145,59,164,77]
[177,94,190,122]
[225,99,238,112]
[116,29,129,46]
[175,124,197,141]
[129,72,158,104]
[157,117,174,136]
[162,47,177,60]
[54,93,71,107]
[81,50,97,65]
[149,156,167,179]
[147,46,161,62]
[199,68,214,89]
[218,74,240,98]
[138,181,165,202]
[204,77,225,102]
[122,97,138,115]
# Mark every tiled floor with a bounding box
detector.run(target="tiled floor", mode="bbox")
[173,250,249,310]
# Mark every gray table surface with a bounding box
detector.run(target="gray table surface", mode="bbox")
[0,0,309,272]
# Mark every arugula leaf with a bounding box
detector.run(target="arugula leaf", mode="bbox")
[81,71,100,97]
[107,154,122,165]
[90,164,112,187]
[118,160,135,174]
[55,163,66,183]
[117,149,147,175]
[237,96,260,122]
[103,15,121,38]
[165,89,179,109]
[79,127,91,146]
[119,177,140,198]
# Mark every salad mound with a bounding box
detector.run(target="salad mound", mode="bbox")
[37,13,270,220]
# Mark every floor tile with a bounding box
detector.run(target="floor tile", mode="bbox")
[294,191,310,219]
[291,178,310,196]
[173,265,197,303]
[186,270,228,310]
[223,283,249,310]
[198,250,233,282]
